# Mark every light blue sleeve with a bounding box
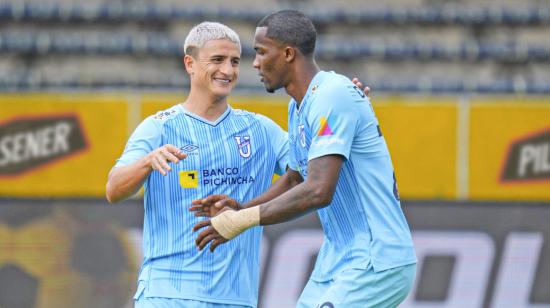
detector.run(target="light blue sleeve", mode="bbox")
[255,114,289,175]
[306,83,361,161]
[286,101,299,172]
[114,116,162,167]
[288,148,299,172]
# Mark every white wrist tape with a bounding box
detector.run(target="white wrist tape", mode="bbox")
[210,207,260,240]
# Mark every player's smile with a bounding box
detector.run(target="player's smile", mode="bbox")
[213,76,233,86]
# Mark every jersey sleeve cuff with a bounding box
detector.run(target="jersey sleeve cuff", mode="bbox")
[308,149,349,162]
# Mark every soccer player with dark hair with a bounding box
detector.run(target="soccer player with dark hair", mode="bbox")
[194,10,417,307]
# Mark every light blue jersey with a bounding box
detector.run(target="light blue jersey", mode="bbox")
[115,104,288,307]
[288,71,416,281]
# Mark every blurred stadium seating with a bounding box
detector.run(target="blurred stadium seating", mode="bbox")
[1,0,550,92]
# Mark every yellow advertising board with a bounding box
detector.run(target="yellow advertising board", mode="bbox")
[375,97,458,199]
[469,98,550,200]
[1,93,549,201]
[0,93,128,197]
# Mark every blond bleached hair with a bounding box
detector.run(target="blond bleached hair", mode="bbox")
[183,21,241,57]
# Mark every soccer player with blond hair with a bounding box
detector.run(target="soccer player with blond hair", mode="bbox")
[107,22,288,308]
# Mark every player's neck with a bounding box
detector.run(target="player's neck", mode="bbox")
[183,90,229,122]
[286,59,320,107]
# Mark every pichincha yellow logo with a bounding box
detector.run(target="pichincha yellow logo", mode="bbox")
[179,170,198,188]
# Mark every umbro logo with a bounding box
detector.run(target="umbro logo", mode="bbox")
[180,144,199,156]
[180,144,199,152]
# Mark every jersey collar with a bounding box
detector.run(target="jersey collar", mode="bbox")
[179,104,232,127]
[296,71,327,115]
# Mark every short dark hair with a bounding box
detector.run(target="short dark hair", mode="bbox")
[257,10,317,56]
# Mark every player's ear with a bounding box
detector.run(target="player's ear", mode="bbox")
[284,46,295,63]
[184,55,194,75]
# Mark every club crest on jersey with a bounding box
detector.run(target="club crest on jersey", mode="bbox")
[234,135,251,158]
[298,124,306,148]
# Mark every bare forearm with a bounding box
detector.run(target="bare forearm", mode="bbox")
[106,157,151,203]
[258,156,343,225]
[107,144,186,203]
[259,180,329,225]
[243,170,302,209]
[201,156,343,245]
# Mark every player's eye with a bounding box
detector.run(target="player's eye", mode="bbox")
[232,58,240,66]
[254,48,264,55]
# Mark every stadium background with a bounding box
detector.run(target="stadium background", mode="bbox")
[1,0,549,307]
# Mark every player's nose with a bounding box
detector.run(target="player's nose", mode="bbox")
[219,60,235,75]
[253,55,260,70]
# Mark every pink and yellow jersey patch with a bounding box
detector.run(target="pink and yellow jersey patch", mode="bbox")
[317,116,334,136]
